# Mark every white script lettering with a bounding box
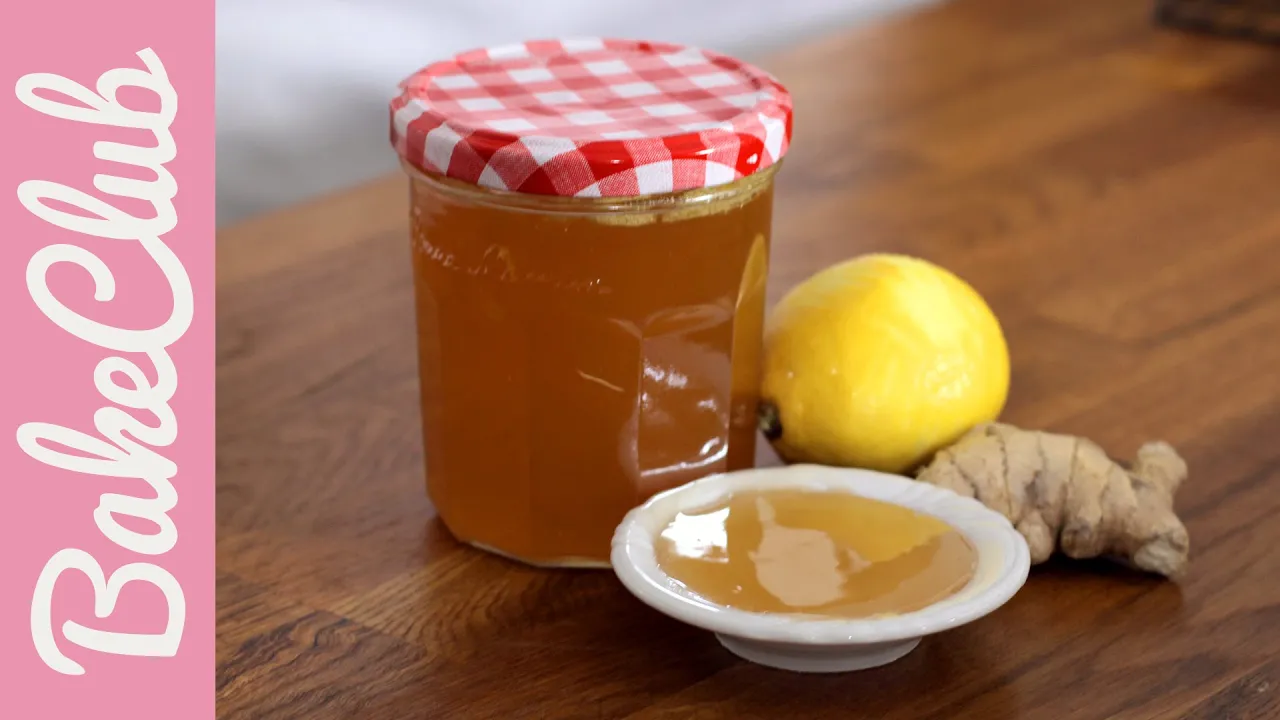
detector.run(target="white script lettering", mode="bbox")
[31,549,186,676]
[14,48,190,676]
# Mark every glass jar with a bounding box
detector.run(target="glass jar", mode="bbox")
[391,38,793,566]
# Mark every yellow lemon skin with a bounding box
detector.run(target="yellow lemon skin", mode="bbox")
[761,254,1009,474]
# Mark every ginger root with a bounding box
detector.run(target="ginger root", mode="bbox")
[915,422,1189,578]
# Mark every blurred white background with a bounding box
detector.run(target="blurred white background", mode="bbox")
[215,0,933,226]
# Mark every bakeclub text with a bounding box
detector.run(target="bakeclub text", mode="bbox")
[14,48,190,676]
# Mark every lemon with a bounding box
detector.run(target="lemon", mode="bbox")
[759,254,1009,473]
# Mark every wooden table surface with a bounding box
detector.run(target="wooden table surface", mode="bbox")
[216,0,1280,717]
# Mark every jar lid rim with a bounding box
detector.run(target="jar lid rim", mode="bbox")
[389,38,793,199]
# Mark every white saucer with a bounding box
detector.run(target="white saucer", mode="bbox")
[610,464,1031,673]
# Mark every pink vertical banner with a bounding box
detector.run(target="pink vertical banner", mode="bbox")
[0,1,214,718]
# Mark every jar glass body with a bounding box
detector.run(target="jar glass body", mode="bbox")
[405,164,779,566]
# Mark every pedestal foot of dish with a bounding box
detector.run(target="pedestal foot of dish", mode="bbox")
[715,634,921,673]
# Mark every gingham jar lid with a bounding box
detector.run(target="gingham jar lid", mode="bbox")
[389,38,793,198]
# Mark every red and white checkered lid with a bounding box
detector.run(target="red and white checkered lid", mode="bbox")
[390,38,793,198]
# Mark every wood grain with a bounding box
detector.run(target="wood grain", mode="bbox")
[216,0,1280,717]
